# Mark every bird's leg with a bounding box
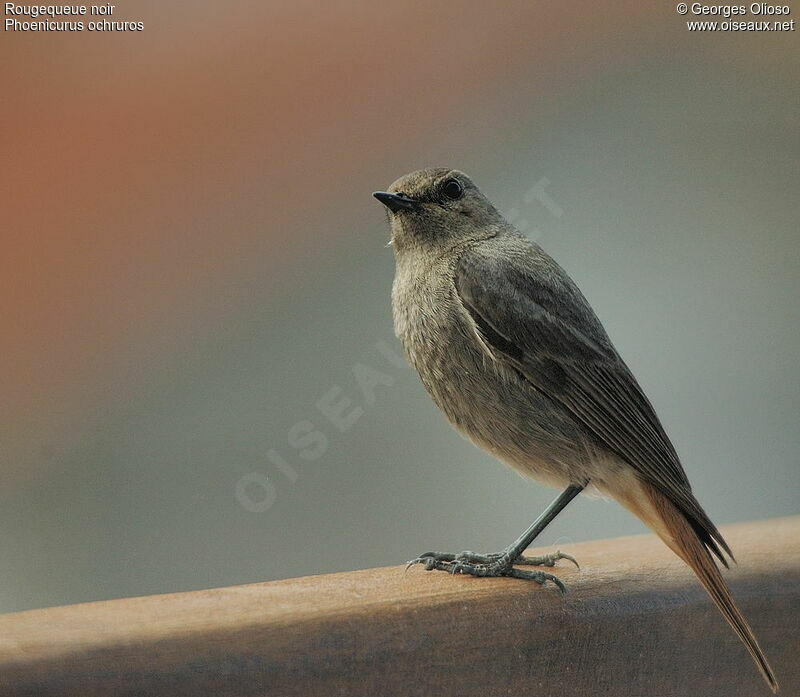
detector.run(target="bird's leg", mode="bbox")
[407,482,587,592]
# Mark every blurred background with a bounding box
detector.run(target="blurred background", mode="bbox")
[1,1,797,614]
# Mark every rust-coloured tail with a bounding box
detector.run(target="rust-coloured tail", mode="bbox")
[613,476,778,692]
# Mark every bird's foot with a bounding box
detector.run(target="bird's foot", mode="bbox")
[406,549,577,593]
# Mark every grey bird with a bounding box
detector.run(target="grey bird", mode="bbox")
[373,168,777,692]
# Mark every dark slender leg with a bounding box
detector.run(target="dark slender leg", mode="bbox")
[407,482,587,592]
[495,482,586,561]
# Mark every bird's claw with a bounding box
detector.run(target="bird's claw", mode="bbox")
[405,549,576,593]
[516,550,580,570]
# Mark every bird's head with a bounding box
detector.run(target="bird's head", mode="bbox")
[373,169,503,253]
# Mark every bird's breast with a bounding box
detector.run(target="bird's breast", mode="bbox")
[392,259,488,418]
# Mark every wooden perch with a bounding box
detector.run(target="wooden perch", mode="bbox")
[0,516,797,696]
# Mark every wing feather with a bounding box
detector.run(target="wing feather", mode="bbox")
[455,244,732,564]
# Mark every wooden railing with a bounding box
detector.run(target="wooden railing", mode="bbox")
[0,516,796,696]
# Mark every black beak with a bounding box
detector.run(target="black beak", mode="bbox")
[373,191,418,213]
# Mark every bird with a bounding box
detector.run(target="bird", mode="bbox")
[373,168,777,692]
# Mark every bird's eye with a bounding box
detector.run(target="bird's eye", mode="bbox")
[442,179,464,200]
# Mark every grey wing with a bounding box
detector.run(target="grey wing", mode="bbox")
[454,244,733,564]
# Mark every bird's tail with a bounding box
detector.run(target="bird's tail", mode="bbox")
[610,474,778,692]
